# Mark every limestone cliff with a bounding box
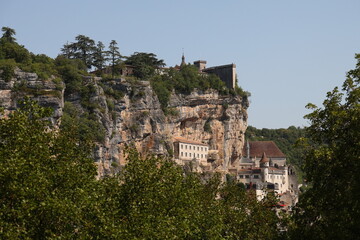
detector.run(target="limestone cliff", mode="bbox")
[92,79,249,176]
[0,70,248,176]
[0,67,64,124]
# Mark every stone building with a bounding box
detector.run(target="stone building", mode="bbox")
[173,137,209,163]
[238,141,299,208]
[193,60,236,89]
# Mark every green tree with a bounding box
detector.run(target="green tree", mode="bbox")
[107,40,121,77]
[289,54,360,239]
[1,27,16,43]
[0,98,101,238]
[93,41,107,71]
[61,35,96,69]
[125,52,165,79]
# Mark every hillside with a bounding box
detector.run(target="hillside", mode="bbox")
[0,29,249,176]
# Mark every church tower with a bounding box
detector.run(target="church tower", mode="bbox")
[180,53,186,67]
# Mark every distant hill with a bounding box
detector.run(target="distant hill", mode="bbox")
[245,125,306,181]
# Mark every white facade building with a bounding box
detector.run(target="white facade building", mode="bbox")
[173,137,209,165]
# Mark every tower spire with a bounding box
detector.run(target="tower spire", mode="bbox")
[181,49,186,67]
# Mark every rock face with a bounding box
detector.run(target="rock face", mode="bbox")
[0,69,248,176]
[0,68,64,124]
[93,79,249,176]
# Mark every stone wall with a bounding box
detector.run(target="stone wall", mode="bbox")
[203,64,236,89]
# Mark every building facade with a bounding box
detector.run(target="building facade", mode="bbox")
[238,141,299,207]
[173,137,209,163]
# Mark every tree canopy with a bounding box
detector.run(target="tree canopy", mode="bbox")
[125,52,165,79]
[1,27,16,43]
[0,100,282,239]
[288,54,360,239]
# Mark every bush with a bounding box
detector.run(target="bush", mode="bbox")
[0,59,16,81]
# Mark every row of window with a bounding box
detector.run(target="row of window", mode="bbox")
[239,174,259,179]
[180,144,208,152]
[181,152,207,159]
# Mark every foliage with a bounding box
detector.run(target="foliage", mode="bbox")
[61,35,96,69]
[0,58,16,81]
[54,55,87,95]
[125,52,165,79]
[0,39,31,64]
[0,99,100,238]
[150,65,231,111]
[107,40,122,77]
[0,101,283,238]
[93,41,106,71]
[288,54,360,239]
[61,101,106,143]
[1,27,16,43]
[220,181,280,239]
[204,118,212,133]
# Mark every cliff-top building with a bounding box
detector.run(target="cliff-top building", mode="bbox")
[175,55,237,89]
[193,60,236,89]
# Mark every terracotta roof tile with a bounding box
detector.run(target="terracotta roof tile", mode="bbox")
[259,152,270,163]
[173,137,208,146]
[243,141,286,158]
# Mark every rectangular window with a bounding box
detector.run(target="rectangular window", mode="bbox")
[185,145,187,150]
[181,144,183,149]
[193,146,195,150]
[197,154,199,158]
[181,152,183,157]
[197,146,199,151]
[239,175,244,179]
[201,154,203,158]
[185,152,187,157]
[253,175,259,179]
[245,175,250,179]
[201,147,203,151]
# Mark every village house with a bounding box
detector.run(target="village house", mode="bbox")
[238,141,299,208]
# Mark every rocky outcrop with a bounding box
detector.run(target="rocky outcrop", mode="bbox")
[0,67,64,124]
[0,69,248,176]
[92,79,248,176]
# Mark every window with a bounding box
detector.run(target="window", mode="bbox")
[181,144,183,149]
[253,175,259,179]
[197,146,199,151]
[197,154,199,158]
[239,175,244,178]
[185,145,187,150]
[181,152,183,157]
[185,152,187,157]
[193,146,195,150]
[201,147,203,151]
[201,154,203,158]
[245,175,250,179]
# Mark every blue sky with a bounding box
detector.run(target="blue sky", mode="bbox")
[1,0,360,128]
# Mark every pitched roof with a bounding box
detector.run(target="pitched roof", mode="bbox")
[259,152,270,163]
[243,141,286,158]
[173,137,208,146]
